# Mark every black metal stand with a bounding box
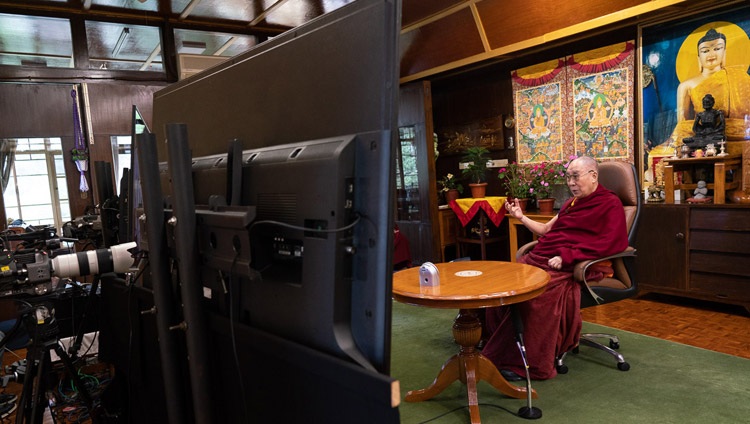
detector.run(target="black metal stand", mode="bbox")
[68,276,100,361]
[511,305,542,420]
[8,304,101,424]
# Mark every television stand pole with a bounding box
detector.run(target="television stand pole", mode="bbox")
[165,123,214,424]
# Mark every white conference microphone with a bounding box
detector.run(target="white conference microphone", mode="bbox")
[419,262,440,287]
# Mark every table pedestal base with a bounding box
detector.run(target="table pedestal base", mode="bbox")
[405,309,537,424]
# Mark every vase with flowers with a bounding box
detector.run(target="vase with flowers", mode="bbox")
[438,173,463,203]
[497,162,533,212]
[529,160,568,213]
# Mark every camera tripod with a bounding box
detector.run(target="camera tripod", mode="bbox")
[1,302,100,424]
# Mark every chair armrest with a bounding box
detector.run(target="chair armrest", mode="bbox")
[573,246,637,282]
[574,246,637,304]
[516,240,538,261]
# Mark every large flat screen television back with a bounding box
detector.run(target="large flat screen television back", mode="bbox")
[152,0,400,375]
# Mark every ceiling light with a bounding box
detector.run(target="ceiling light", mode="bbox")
[180,41,207,55]
[112,27,130,57]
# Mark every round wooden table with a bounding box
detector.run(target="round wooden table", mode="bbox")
[393,261,549,424]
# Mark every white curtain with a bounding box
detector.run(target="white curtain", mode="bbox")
[0,139,16,193]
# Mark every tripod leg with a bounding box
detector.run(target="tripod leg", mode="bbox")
[28,350,49,424]
[15,344,45,424]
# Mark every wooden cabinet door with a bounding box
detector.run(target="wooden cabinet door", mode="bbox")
[635,204,688,292]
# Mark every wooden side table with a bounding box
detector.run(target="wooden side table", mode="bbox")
[507,212,555,262]
[392,261,549,424]
[449,197,507,260]
[437,207,458,262]
[662,154,742,204]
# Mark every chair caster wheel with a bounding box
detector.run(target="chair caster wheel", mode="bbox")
[610,340,620,349]
[617,361,630,371]
[518,406,542,419]
[556,364,568,374]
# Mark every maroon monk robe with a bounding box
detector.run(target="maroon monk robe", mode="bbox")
[483,184,628,380]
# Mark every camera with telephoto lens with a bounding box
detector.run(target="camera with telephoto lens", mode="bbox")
[0,239,136,298]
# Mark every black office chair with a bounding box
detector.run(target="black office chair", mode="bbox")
[517,160,641,372]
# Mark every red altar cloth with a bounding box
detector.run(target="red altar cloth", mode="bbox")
[449,196,507,227]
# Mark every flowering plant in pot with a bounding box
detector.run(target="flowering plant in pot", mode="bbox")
[529,160,567,198]
[497,162,533,199]
[461,146,491,198]
[529,160,569,213]
[438,173,463,202]
[498,162,534,212]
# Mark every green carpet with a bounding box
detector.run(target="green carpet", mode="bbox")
[391,300,750,424]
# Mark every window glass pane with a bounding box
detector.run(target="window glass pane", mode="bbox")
[91,0,158,12]
[59,200,71,222]
[20,204,54,224]
[174,28,258,58]
[17,175,52,204]
[86,21,163,71]
[57,177,68,201]
[395,126,421,221]
[2,138,69,232]
[0,13,73,68]
[111,135,131,194]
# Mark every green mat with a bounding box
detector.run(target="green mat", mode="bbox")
[391,300,750,424]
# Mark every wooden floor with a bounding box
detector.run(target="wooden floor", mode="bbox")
[0,291,748,423]
[582,291,750,359]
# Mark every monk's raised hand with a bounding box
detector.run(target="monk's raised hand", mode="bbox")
[505,199,524,219]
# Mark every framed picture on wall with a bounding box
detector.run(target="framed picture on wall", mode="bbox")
[640,5,750,188]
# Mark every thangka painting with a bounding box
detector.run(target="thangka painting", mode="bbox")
[512,59,567,163]
[641,5,750,189]
[569,41,634,160]
[511,42,635,164]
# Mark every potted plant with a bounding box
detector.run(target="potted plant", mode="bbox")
[497,162,533,212]
[529,160,567,213]
[461,146,491,198]
[71,147,88,162]
[69,147,90,195]
[438,173,463,203]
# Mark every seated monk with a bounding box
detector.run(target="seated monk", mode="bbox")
[482,156,628,380]
[682,94,725,149]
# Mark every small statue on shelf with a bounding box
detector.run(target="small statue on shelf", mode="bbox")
[694,181,708,199]
[647,184,665,203]
[687,180,712,203]
[682,94,726,150]
[705,143,717,156]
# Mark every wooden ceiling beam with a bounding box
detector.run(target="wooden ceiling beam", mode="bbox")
[0,1,289,37]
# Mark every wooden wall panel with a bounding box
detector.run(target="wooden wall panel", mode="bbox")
[86,84,160,136]
[83,83,162,212]
[402,0,464,27]
[400,8,484,77]
[476,0,647,49]
[399,0,735,82]
[0,83,75,138]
